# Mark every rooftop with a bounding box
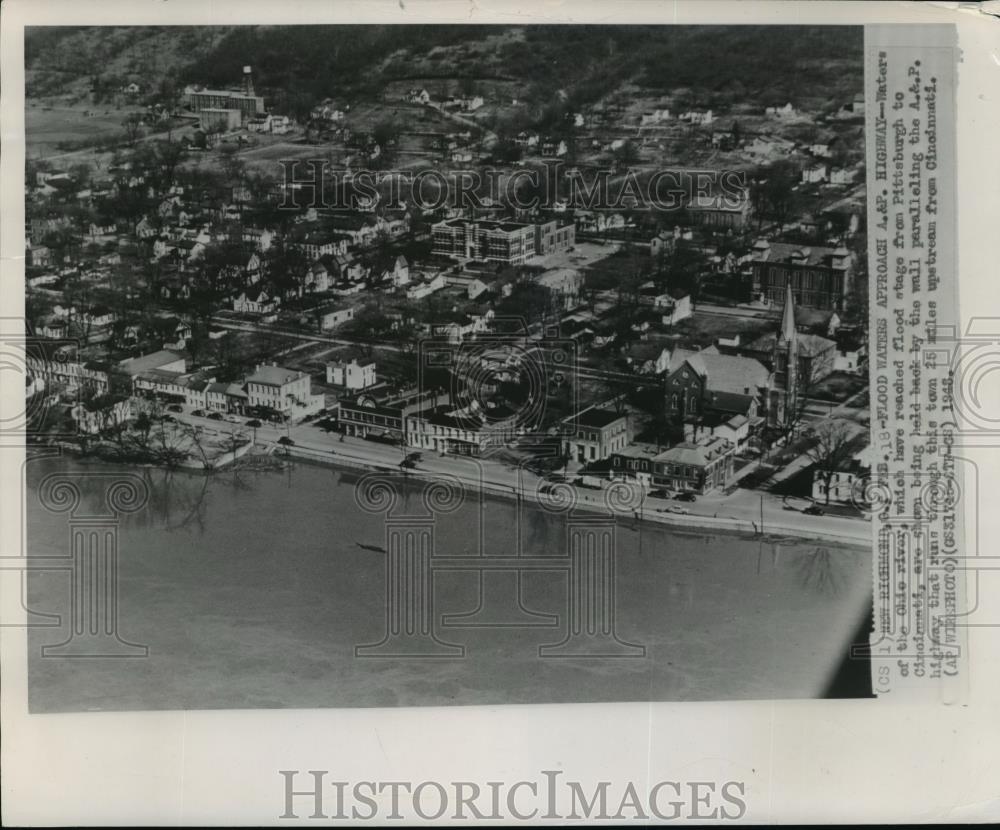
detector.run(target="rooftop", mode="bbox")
[246,365,306,387]
[119,349,186,376]
[565,408,627,429]
[668,348,770,396]
[752,240,850,268]
[655,436,731,466]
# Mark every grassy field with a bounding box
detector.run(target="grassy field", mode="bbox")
[25,103,140,157]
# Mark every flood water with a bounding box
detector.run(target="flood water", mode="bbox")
[25,454,873,711]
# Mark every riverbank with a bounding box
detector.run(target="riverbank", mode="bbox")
[41,410,871,548]
[277,440,871,548]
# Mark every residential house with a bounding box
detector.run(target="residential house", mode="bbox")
[326,358,377,390]
[649,230,675,258]
[801,163,829,184]
[430,313,487,344]
[834,327,867,373]
[307,262,331,293]
[812,441,872,504]
[765,103,797,118]
[232,286,279,314]
[690,413,752,452]
[27,242,52,268]
[830,167,859,185]
[243,226,276,252]
[71,396,133,435]
[656,289,693,326]
[315,305,356,330]
[407,273,446,300]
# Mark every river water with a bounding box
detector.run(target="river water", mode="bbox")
[25,454,872,711]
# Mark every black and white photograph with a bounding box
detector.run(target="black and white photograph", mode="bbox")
[5,0,1000,825]
[20,23,877,711]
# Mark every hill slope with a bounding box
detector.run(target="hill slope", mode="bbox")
[26,24,863,118]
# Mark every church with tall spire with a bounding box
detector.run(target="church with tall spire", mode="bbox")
[721,280,839,427]
[773,281,799,419]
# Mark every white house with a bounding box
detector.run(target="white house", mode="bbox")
[765,103,797,118]
[326,358,376,390]
[655,291,693,326]
[72,397,133,434]
[801,164,829,184]
[812,443,872,505]
[406,273,446,300]
[243,227,275,252]
[830,167,859,185]
[316,305,355,330]
[232,287,279,314]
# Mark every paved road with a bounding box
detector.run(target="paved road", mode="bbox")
[167,406,868,543]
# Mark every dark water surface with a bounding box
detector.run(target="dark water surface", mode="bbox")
[25,455,872,711]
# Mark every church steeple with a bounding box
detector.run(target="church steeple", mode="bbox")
[773,280,799,426]
[779,281,796,343]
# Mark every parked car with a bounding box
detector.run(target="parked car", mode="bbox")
[207,412,224,421]
[167,404,183,413]
[666,505,689,515]
[277,436,295,446]
[648,488,670,499]
[803,504,825,516]
[162,415,176,423]
[674,491,697,503]
[246,419,262,428]
[191,409,206,417]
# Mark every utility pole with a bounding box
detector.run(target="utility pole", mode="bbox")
[760,493,764,535]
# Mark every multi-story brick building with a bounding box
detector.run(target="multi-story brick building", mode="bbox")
[244,363,323,420]
[651,436,736,494]
[337,389,450,443]
[406,405,520,456]
[749,239,853,311]
[561,408,631,464]
[431,218,575,265]
[185,66,265,126]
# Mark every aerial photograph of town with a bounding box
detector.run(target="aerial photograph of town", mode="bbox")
[23,24,875,709]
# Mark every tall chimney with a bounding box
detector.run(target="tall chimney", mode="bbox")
[242,65,254,97]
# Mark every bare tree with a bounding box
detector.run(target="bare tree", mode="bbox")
[805,419,856,504]
[122,112,145,146]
